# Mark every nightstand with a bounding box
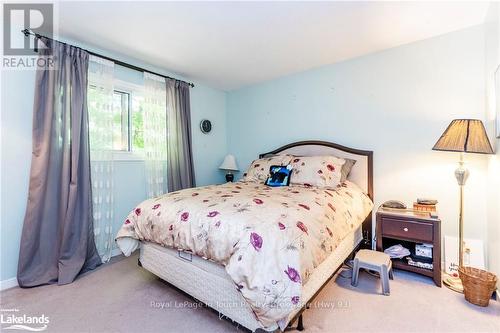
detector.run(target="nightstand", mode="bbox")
[376,207,442,287]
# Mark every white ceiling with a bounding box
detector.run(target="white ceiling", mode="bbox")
[58,1,490,90]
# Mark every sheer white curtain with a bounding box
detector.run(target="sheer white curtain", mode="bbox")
[143,72,168,198]
[87,55,115,263]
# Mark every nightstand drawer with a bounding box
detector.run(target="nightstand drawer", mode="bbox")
[381,218,433,242]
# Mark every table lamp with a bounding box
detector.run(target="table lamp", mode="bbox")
[219,154,239,182]
[432,119,494,292]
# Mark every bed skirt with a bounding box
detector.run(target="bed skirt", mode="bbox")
[139,226,362,332]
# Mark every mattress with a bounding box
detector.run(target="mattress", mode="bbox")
[139,226,362,332]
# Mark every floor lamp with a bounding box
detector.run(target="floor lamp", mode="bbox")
[432,119,494,292]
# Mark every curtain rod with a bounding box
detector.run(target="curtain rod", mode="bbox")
[22,29,195,88]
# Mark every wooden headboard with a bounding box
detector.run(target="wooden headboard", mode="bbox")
[259,140,374,248]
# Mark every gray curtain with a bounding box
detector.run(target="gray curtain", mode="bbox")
[166,79,196,191]
[17,37,101,287]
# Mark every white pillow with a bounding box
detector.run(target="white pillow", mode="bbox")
[290,155,346,188]
[243,155,293,182]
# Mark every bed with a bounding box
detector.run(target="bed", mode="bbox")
[116,140,374,332]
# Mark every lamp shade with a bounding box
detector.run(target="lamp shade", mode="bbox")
[432,119,494,154]
[219,154,239,171]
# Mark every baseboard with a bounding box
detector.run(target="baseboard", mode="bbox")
[0,277,18,291]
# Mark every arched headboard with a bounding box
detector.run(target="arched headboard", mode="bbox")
[259,140,374,248]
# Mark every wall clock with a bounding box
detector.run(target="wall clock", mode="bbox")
[200,119,212,134]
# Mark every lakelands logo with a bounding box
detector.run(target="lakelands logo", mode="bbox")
[0,308,49,331]
[2,3,54,69]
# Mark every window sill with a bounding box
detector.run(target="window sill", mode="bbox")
[113,151,144,161]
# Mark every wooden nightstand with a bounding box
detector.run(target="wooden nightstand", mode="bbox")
[376,207,442,287]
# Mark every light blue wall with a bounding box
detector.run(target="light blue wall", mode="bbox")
[484,2,500,282]
[226,26,490,257]
[227,26,486,173]
[1,70,36,282]
[0,44,227,282]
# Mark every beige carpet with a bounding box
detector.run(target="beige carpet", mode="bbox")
[1,254,499,333]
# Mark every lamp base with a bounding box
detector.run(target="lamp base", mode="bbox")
[225,173,234,182]
[443,273,464,293]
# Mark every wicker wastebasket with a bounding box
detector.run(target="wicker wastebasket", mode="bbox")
[458,266,497,307]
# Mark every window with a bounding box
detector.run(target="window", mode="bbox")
[111,90,145,152]
[88,87,144,153]
[88,75,145,159]
[112,91,130,151]
[130,94,144,151]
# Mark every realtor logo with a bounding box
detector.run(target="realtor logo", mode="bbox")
[0,308,49,331]
[3,3,53,55]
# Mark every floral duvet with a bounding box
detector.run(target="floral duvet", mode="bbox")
[116,180,373,328]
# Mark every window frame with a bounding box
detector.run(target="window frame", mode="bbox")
[113,90,131,152]
[112,79,145,161]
